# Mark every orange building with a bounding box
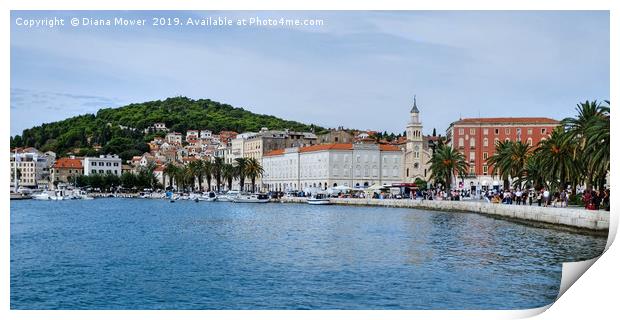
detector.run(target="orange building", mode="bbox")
[446,117,560,191]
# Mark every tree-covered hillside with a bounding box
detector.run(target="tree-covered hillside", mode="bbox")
[10,96,325,160]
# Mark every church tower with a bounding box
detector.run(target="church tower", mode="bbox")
[405,96,425,181]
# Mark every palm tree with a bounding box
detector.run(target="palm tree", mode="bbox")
[187,160,204,191]
[203,160,213,192]
[513,152,547,190]
[536,127,577,191]
[583,102,610,189]
[211,157,224,192]
[234,157,248,192]
[487,140,513,190]
[163,163,178,190]
[427,144,467,190]
[562,100,608,188]
[222,163,236,191]
[245,158,264,193]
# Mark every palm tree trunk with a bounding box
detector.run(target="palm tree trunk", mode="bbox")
[251,177,256,193]
[206,176,212,192]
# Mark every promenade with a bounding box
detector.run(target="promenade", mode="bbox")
[280,197,610,233]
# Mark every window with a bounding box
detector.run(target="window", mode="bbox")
[114,163,119,166]
[527,138,533,146]
[483,128,489,135]
[469,151,475,161]
[483,165,488,175]
[505,128,511,134]
[541,128,547,134]
[505,138,510,142]
[495,128,499,135]
[469,167,475,175]
[527,128,533,135]
[516,128,521,135]
[469,138,475,147]
[483,152,488,160]
[91,169,96,173]
[458,138,464,147]
[99,170,104,173]
[483,138,488,147]
[459,128,464,135]
[470,128,476,134]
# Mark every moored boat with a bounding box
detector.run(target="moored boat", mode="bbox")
[306,193,331,205]
[232,193,270,203]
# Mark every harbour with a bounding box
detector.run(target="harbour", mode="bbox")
[10,198,607,310]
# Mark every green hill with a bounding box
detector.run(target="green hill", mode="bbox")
[10,96,326,160]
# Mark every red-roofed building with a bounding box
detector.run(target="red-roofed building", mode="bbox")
[50,157,84,186]
[262,142,403,192]
[446,117,560,191]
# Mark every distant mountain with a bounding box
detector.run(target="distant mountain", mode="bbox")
[10,96,326,160]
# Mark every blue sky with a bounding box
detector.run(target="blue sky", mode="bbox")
[10,11,609,136]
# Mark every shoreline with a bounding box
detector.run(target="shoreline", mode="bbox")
[279,197,610,234]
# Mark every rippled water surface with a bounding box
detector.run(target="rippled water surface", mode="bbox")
[11,199,607,309]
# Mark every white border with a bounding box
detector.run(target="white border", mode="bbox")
[2,1,617,319]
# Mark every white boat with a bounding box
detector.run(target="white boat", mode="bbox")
[50,190,69,201]
[217,190,240,202]
[307,193,331,205]
[232,193,270,203]
[198,191,217,202]
[32,191,52,200]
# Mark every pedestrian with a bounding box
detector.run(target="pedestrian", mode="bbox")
[515,189,522,205]
[542,188,550,207]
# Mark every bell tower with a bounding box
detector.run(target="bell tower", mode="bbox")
[405,95,424,181]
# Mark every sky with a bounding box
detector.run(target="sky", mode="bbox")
[10,11,610,136]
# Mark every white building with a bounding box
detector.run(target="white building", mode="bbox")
[186,130,199,141]
[84,154,122,176]
[262,143,403,192]
[166,132,183,145]
[200,130,212,139]
[10,147,55,189]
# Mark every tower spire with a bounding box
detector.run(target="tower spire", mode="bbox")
[410,95,420,113]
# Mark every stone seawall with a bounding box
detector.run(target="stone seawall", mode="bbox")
[279,197,610,232]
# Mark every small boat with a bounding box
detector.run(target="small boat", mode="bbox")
[232,193,270,203]
[307,193,331,205]
[32,191,52,201]
[217,190,240,202]
[198,191,217,202]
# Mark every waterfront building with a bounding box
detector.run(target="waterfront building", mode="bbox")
[165,132,183,145]
[262,143,403,192]
[83,154,122,176]
[403,97,433,182]
[446,117,560,191]
[50,156,83,187]
[10,147,55,189]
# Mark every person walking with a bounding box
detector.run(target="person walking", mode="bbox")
[515,189,522,205]
[542,188,550,207]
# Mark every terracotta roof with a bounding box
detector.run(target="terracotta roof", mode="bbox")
[299,143,353,153]
[379,144,401,151]
[53,158,83,169]
[264,149,285,157]
[454,117,560,125]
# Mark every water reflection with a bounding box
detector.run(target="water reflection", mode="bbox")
[11,199,607,309]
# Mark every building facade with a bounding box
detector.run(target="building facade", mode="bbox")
[10,148,55,189]
[262,143,403,192]
[403,97,433,182]
[446,117,560,191]
[50,156,83,187]
[84,154,123,176]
